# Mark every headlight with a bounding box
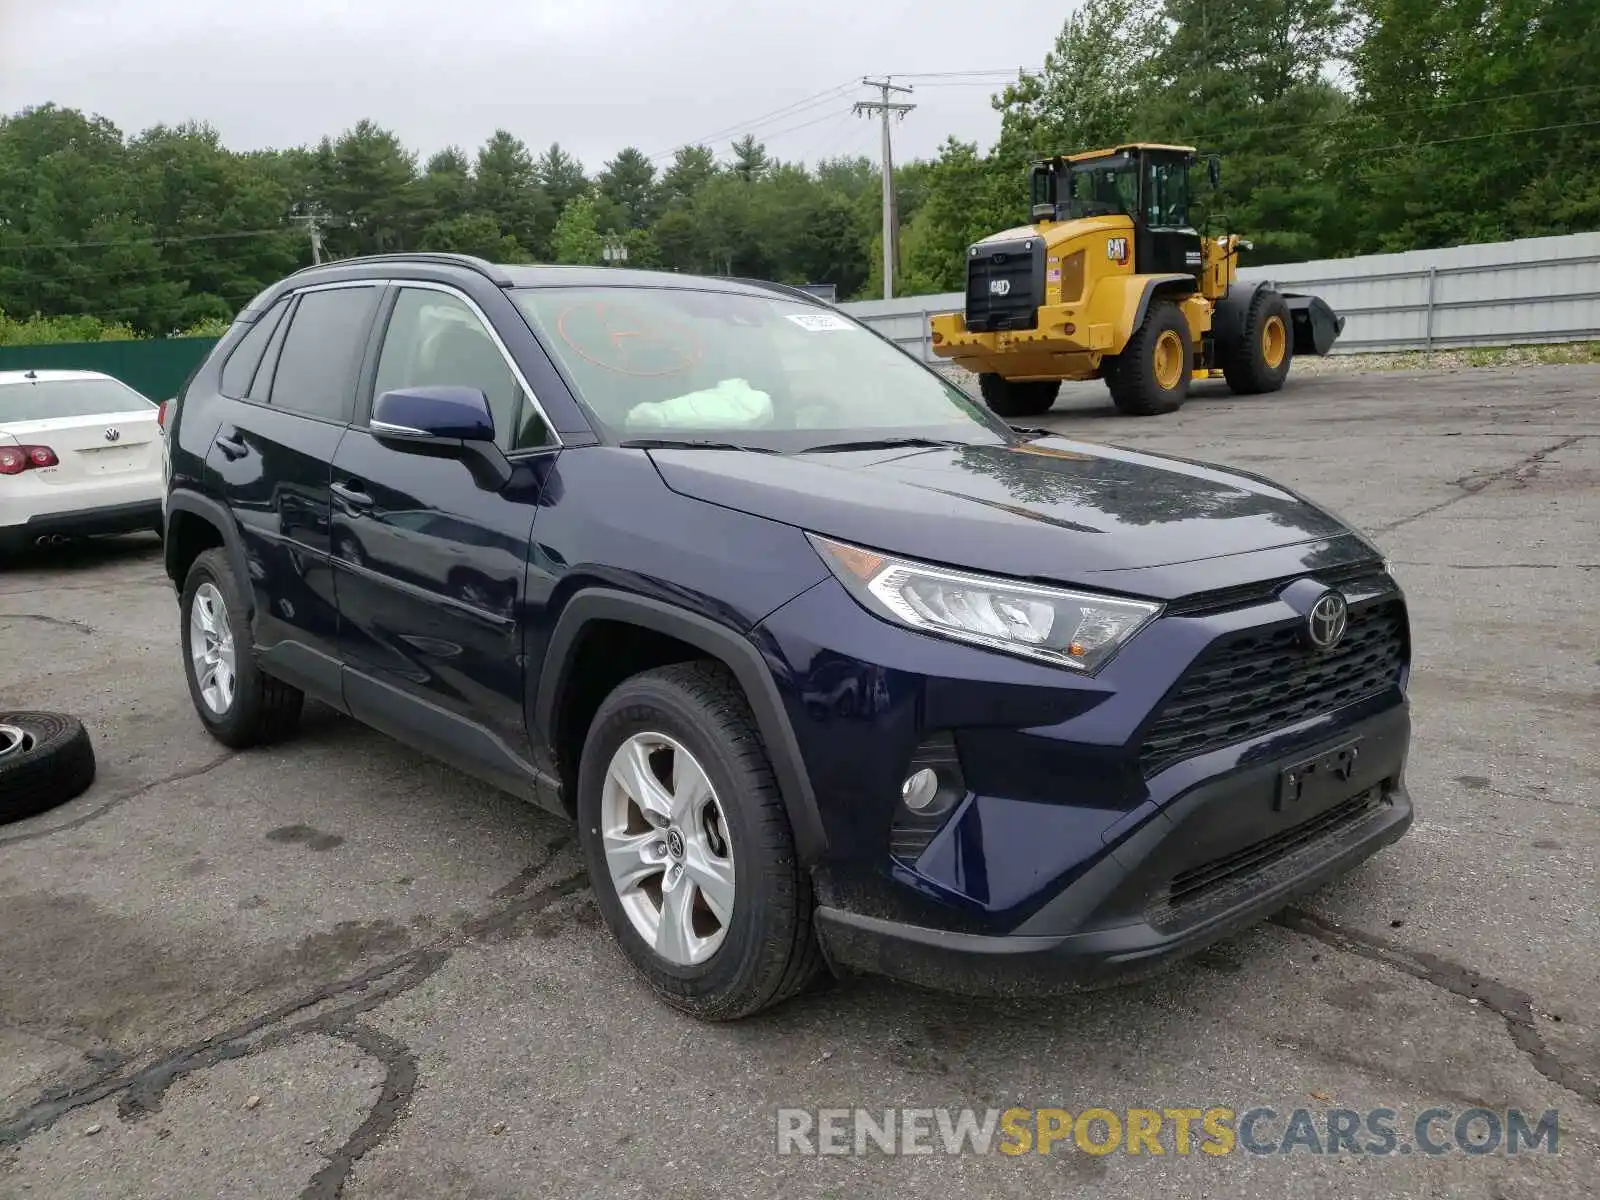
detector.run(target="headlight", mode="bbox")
[808,534,1162,672]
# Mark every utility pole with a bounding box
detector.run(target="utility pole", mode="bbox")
[292,213,323,265]
[854,78,915,300]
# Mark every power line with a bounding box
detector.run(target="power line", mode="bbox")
[0,226,295,256]
[1358,119,1600,155]
[645,79,860,162]
[1182,83,1600,145]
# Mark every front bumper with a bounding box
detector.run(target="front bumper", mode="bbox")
[929,306,1110,381]
[816,710,1413,997]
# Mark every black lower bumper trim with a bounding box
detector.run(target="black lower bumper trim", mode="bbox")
[20,500,162,540]
[817,782,1412,998]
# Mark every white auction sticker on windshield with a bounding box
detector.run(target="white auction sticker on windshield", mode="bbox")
[784,313,855,332]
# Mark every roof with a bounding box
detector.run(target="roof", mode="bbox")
[1045,143,1199,164]
[0,369,119,386]
[273,254,822,302]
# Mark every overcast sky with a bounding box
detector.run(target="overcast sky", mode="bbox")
[0,0,1073,173]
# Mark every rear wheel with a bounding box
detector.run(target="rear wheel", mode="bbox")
[977,374,1060,419]
[180,548,304,748]
[577,662,822,1020]
[1105,301,1191,415]
[1221,288,1293,395]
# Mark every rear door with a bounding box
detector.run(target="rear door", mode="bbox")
[208,282,382,697]
[330,282,559,798]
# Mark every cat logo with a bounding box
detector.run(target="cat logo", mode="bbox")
[1106,237,1130,264]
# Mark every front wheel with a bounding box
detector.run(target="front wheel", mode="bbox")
[978,374,1060,419]
[1105,301,1191,416]
[576,662,822,1020]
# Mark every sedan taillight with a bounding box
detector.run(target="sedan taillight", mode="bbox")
[157,401,169,432]
[0,445,60,475]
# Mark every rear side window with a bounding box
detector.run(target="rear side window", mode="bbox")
[219,300,288,398]
[267,286,379,422]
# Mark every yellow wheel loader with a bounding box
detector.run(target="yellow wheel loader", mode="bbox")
[928,144,1344,417]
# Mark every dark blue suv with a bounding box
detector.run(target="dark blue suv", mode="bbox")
[162,253,1413,1019]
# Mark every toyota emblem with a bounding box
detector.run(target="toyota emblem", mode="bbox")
[1305,591,1349,651]
[104,427,121,442]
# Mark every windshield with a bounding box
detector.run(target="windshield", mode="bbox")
[1065,155,1138,219]
[511,286,1011,451]
[0,377,155,423]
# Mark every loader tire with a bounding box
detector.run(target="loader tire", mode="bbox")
[1106,302,1190,416]
[1222,288,1293,395]
[977,374,1060,419]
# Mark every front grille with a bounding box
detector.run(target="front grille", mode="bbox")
[1147,785,1390,929]
[964,238,1044,332]
[1138,599,1407,778]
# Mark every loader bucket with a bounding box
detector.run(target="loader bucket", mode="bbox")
[1282,292,1345,357]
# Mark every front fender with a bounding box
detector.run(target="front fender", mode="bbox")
[534,587,828,864]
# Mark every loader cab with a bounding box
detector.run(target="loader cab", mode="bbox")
[1032,144,1205,284]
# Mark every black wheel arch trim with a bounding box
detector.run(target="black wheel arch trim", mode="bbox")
[1131,274,1198,331]
[163,490,255,617]
[535,588,828,865]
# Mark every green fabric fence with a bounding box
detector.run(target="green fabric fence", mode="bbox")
[0,337,221,402]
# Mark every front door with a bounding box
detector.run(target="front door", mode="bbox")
[330,283,561,800]
[207,283,381,698]
[1135,152,1204,285]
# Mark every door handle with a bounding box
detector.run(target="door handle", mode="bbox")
[331,480,373,507]
[214,429,247,460]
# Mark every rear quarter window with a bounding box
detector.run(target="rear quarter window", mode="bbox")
[219,300,289,398]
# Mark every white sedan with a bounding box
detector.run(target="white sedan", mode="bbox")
[0,369,165,559]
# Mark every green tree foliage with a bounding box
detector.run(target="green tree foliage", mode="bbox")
[552,195,604,264]
[0,4,1592,339]
[597,147,658,229]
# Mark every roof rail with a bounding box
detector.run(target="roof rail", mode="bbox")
[726,277,834,307]
[288,252,514,287]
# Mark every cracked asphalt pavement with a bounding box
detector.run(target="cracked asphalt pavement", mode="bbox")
[1,365,1596,1199]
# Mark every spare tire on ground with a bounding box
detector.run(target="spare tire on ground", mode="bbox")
[0,712,96,824]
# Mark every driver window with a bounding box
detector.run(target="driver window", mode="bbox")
[373,288,552,450]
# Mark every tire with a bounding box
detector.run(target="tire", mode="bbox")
[977,373,1060,419]
[576,661,823,1020]
[0,712,96,824]
[1221,288,1293,395]
[1105,301,1191,416]
[180,547,304,748]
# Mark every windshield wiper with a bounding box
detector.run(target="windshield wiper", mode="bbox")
[619,438,779,453]
[798,436,973,454]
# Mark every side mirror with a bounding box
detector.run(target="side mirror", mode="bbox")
[1208,155,1221,187]
[370,386,510,489]
[372,386,495,442]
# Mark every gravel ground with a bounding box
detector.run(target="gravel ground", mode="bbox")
[1,364,1596,1199]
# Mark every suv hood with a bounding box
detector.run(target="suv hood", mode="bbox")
[648,437,1379,601]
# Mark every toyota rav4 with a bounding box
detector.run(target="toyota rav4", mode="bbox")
[162,253,1413,1019]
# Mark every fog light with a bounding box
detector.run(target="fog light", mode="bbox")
[902,767,940,812]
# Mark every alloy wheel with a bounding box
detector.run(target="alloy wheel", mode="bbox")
[189,581,238,715]
[599,731,736,966]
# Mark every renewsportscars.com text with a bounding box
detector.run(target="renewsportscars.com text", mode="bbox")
[775,1106,1561,1158]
